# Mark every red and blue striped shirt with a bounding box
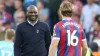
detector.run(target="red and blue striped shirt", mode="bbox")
[53,18,86,56]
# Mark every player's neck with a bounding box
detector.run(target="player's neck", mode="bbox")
[62,16,71,20]
[5,39,12,42]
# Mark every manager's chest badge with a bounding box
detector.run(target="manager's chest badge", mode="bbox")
[36,29,39,33]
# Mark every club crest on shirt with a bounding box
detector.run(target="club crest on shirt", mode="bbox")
[36,29,39,33]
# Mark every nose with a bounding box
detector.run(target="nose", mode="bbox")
[32,13,35,15]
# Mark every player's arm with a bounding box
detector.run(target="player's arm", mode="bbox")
[49,37,60,56]
[82,41,88,56]
[48,25,60,56]
[14,25,22,56]
[81,31,88,56]
[45,24,51,55]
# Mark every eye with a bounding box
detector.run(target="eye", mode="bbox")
[33,11,37,13]
[29,12,33,13]
[28,11,37,14]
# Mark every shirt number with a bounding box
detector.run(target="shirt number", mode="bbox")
[1,50,12,56]
[67,30,78,46]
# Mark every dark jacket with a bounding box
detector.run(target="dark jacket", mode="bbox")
[14,21,51,56]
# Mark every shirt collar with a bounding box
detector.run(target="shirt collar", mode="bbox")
[27,19,38,26]
[62,17,72,20]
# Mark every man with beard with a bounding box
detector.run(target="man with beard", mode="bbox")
[14,5,51,56]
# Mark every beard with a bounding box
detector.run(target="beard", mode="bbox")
[27,15,38,21]
[29,18,37,21]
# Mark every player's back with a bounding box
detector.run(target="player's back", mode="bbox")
[55,19,85,56]
[0,41,14,56]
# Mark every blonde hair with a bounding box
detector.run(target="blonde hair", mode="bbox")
[60,1,73,17]
[5,29,15,40]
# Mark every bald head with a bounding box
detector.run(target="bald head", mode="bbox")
[27,5,38,12]
[26,5,38,21]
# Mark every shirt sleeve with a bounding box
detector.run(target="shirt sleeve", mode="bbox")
[14,25,22,56]
[53,25,60,38]
[82,30,86,41]
[45,23,51,55]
